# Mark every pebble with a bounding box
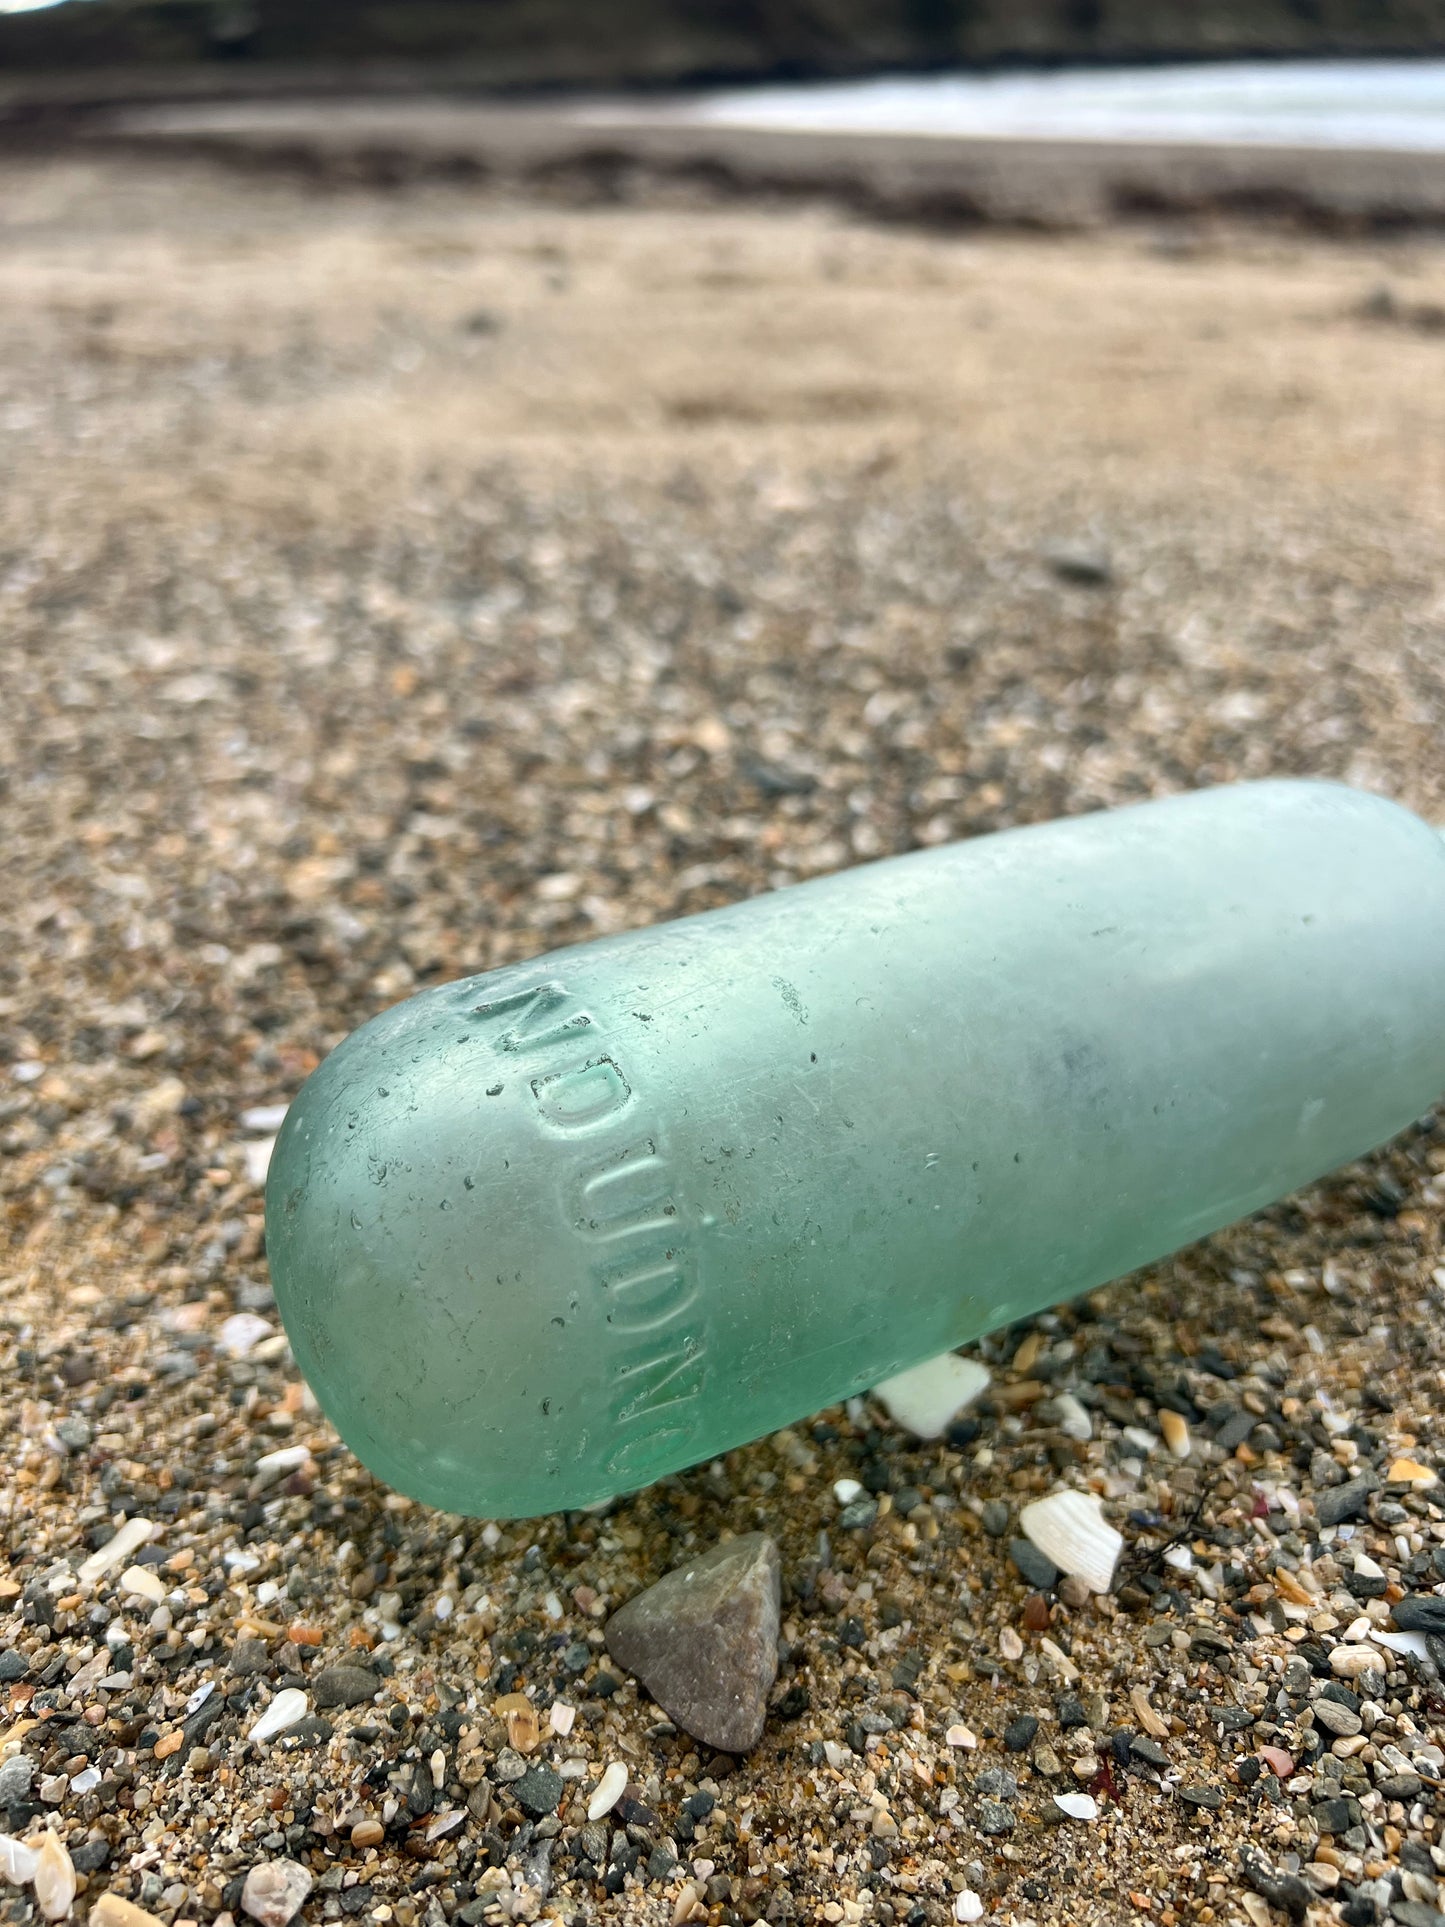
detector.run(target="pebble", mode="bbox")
[586,1761,628,1823]
[512,1765,564,1818]
[1317,1477,1377,1527]
[955,1895,984,1924]
[605,1532,780,1753]
[0,1757,35,1806]
[1009,1537,1059,1591]
[872,1352,991,1439]
[241,1861,314,1927]
[1312,1698,1363,1738]
[310,1664,380,1709]
[0,1652,26,1683]
[350,1820,384,1849]
[92,1896,166,1927]
[0,1837,39,1886]
[249,1688,309,1743]
[977,1799,1015,1835]
[120,1564,169,1605]
[1159,1409,1191,1458]
[1391,1595,1445,1634]
[32,1834,76,1922]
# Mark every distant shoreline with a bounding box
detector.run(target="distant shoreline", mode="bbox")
[9,91,1445,240]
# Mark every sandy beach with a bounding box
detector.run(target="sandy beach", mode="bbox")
[2,131,1445,1927]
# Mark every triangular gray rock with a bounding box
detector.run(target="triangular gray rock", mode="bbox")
[605,1532,781,1753]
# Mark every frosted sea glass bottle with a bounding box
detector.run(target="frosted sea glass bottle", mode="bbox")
[266,780,1445,1518]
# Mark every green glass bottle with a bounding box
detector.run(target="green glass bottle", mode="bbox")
[266,780,1445,1517]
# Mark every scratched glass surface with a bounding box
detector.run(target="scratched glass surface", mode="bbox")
[266,780,1445,1517]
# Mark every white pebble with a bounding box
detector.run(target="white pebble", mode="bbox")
[218,1313,274,1359]
[120,1564,168,1606]
[243,1138,277,1187]
[823,1740,848,1770]
[253,1444,311,1482]
[833,1479,865,1506]
[241,1103,290,1132]
[77,1516,155,1588]
[587,1761,628,1822]
[873,1352,991,1439]
[1053,1791,1099,1821]
[1053,1393,1093,1442]
[69,1768,101,1796]
[0,1837,38,1885]
[32,1834,75,1922]
[955,1893,984,1923]
[549,1701,576,1737]
[945,1723,978,1749]
[250,1688,309,1744]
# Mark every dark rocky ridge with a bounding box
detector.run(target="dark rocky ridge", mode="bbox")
[2,0,1445,91]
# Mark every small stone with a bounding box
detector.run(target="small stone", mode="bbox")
[311,1665,379,1710]
[1311,1698,1363,1738]
[1044,542,1113,586]
[980,1501,1010,1538]
[1317,1477,1377,1527]
[92,1896,167,1927]
[605,1533,780,1754]
[1004,1715,1039,1753]
[349,1820,384,1849]
[873,1353,990,1439]
[977,1799,1014,1835]
[0,1652,26,1683]
[241,1861,313,1927]
[120,1565,168,1606]
[1010,1539,1059,1590]
[0,1837,39,1885]
[32,1835,76,1921]
[1390,1595,1445,1634]
[512,1766,563,1818]
[946,1723,978,1749]
[1313,1796,1363,1834]
[55,1417,91,1452]
[955,1895,984,1925]
[1386,1458,1437,1487]
[835,1498,876,1531]
[0,1756,35,1806]
[1159,1409,1191,1458]
[1177,1784,1224,1811]
[1390,1904,1445,1927]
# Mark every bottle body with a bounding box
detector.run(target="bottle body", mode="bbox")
[267,780,1445,1517]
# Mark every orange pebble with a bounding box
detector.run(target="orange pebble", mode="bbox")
[287,1624,324,1647]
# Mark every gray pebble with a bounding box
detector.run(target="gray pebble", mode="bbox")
[0,1755,34,1805]
[0,1651,27,1683]
[1316,1476,1377,1527]
[980,1501,1010,1537]
[1009,1538,1059,1590]
[1312,1698,1363,1737]
[512,1765,563,1819]
[310,1664,379,1709]
[977,1799,1015,1835]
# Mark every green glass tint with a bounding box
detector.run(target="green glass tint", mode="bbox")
[266,781,1445,1517]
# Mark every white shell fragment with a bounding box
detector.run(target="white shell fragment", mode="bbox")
[32,1834,76,1921]
[955,1893,984,1923]
[1019,1489,1122,1594]
[0,1837,39,1886]
[77,1516,155,1588]
[250,1688,309,1743]
[587,1761,629,1822]
[873,1352,991,1439]
[120,1564,168,1605]
[1053,1791,1100,1822]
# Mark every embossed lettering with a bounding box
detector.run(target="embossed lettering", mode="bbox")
[473,980,592,1054]
[531,1056,632,1131]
